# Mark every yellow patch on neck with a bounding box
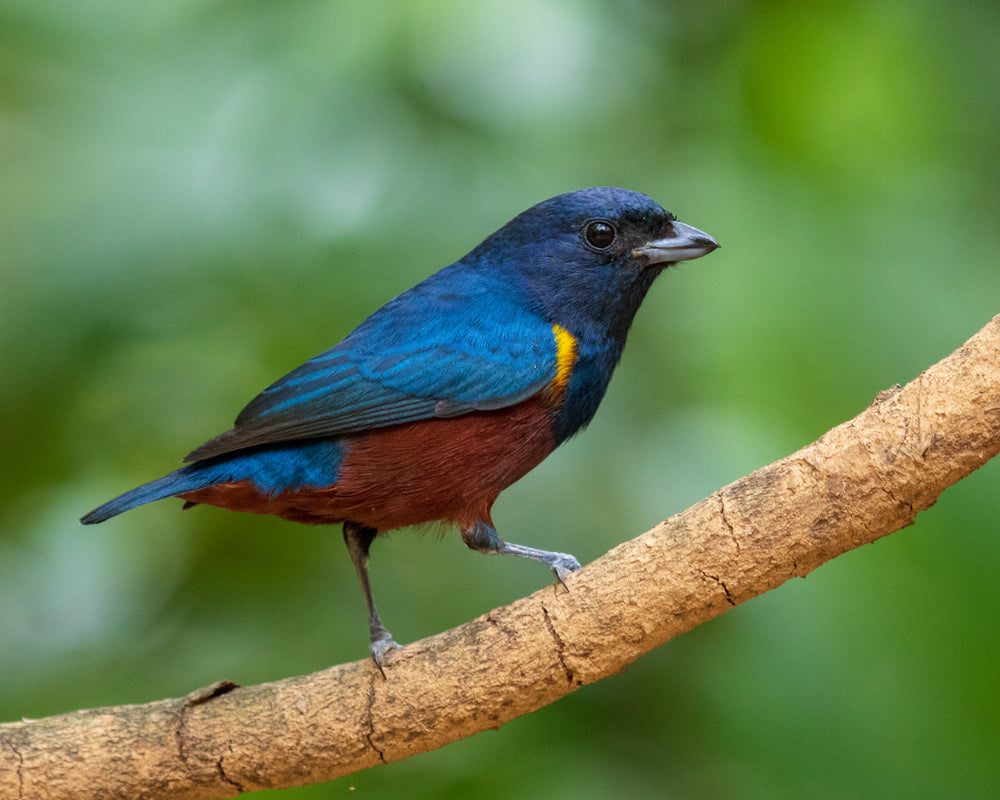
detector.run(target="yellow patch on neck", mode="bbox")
[548,323,579,403]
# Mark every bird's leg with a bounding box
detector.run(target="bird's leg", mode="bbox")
[461,520,581,586]
[343,521,399,675]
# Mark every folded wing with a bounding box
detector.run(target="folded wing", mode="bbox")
[185,276,558,462]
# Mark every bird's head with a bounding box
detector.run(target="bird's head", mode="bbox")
[468,187,719,341]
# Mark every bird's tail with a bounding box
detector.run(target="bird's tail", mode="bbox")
[82,438,344,524]
[80,467,208,524]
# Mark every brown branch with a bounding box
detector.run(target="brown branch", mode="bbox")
[3,314,999,800]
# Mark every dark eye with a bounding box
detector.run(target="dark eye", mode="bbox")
[584,220,616,249]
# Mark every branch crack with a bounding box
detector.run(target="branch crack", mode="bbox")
[697,568,736,606]
[5,737,24,800]
[364,677,387,763]
[175,682,243,793]
[716,491,740,555]
[175,703,192,769]
[541,605,576,684]
[216,752,245,794]
[176,682,238,767]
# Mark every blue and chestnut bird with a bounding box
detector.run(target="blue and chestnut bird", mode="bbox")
[82,187,719,669]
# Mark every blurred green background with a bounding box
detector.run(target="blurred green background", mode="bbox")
[2,0,998,797]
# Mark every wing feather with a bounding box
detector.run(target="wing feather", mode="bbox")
[185,269,558,462]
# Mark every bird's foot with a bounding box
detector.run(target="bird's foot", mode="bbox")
[370,630,401,678]
[461,521,582,590]
[492,539,581,588]
[549,552,582,587]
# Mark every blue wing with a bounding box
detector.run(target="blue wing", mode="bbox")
[184,267,559,462]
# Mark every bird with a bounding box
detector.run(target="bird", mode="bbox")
[81,186,719,671]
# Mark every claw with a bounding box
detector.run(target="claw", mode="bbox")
[370,632,401,678]
[550,553,582,588]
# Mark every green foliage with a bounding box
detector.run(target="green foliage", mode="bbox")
[2,1,997,797]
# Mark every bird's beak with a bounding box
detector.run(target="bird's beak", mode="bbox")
[632,221,719,265]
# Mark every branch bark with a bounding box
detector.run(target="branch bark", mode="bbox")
[3,314,999,800]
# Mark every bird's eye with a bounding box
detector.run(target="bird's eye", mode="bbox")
[584,220,616,250]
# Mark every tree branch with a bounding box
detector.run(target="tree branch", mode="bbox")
[3,314,999,800]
